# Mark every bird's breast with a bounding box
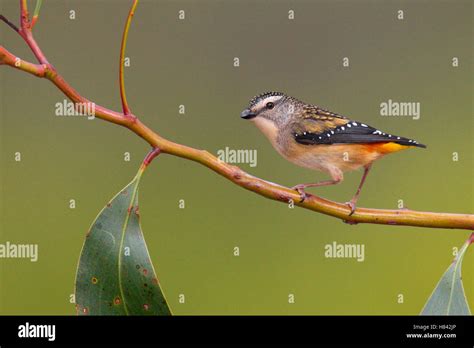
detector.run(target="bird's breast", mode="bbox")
[282,142,388,173]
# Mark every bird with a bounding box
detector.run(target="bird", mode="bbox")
[240,91,426,215]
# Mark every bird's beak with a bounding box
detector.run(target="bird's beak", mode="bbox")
[240,108,257,120]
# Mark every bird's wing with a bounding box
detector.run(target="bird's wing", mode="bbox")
[291,111,426,148]
[290,105,349,134]
[302,105,348,121]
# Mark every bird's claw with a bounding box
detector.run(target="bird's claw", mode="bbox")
[292,185,308,203]
[345,201,356,216]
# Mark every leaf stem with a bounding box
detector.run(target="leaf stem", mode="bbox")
[19,0,31,33]
[142,148,161,168]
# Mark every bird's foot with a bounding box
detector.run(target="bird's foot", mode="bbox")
[291,184,308,203]
[345,200,357,216]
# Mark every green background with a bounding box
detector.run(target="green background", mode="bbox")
[0,0,472,315]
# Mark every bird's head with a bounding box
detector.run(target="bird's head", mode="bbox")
[241,92,297,127]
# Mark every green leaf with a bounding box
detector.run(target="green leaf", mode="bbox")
[421,236,472,315]
[75,170,171,315]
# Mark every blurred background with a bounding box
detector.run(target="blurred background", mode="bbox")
[0,0,472,315]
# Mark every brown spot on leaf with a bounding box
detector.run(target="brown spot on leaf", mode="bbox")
[91,277,98,284]
[114,296,121,305]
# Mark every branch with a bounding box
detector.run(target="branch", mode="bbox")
[1,2,473,231]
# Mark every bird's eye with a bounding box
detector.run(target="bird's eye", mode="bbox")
[266,102,274,109]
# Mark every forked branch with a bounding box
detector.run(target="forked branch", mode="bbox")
[1,1,473,230]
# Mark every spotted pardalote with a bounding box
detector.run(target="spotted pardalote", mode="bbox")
[241,92,426,215]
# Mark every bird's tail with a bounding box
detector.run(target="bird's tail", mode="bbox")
[375,140,426,154]
[392,136,427,148]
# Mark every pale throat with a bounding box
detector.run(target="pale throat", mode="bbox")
[252,117,281,151]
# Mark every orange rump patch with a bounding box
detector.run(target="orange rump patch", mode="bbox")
[363,142,412,154]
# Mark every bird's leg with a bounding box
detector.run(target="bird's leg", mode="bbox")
[292,170,343,203]
[346,163,372,216]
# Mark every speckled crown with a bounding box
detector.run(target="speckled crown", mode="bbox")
[249,91,286,107]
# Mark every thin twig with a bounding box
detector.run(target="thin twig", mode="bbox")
[119,0,139,116]
[0,15,19,32]
[19,0,29,30]
[31,0,43,28]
